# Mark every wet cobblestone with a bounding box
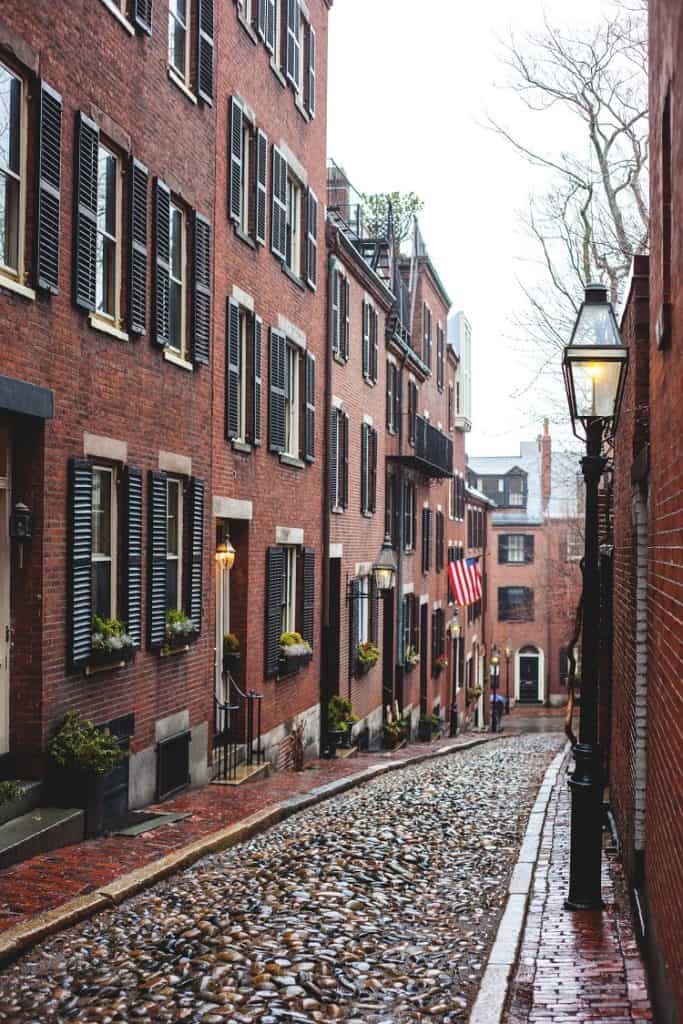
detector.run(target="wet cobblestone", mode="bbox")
[0,733,563,1023]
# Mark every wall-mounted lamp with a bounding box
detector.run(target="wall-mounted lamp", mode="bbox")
[10,501,33,569]
[215,525,236,571]
[372,533,397,592]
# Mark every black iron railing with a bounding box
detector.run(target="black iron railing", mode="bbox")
[213,671,264,781]
[414,415,453,476]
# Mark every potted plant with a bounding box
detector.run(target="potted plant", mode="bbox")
[383,703,409,750]
[418,712,441,742]
[405,645,420,672]
[164,609,197,650]
[48,711,126,837]
[433,652,448,676]
[356,641,380,676]
[279,632,313,673]
[466,685,483,705]
[90,615,135,667]
[223,632,240,675]
[327,695,357,754]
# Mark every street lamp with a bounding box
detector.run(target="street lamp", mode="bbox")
[562,282,628,911]
[215,528,236,571]
[448,618,461,736]
[504,644,512,714]
[372,533,397,592]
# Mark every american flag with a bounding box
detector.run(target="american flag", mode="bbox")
[448,557,482,607]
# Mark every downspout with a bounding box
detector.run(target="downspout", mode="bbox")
[320,247,337,753]
[395,345,411,708]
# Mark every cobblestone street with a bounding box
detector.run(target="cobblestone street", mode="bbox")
[0,734,563,1023]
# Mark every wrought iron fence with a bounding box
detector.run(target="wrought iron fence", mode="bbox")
[213,670,264,781]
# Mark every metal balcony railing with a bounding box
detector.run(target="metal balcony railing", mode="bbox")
[389,415,453,479]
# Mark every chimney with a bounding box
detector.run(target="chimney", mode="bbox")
[538,418,552,514]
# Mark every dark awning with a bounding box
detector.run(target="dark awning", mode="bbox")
[0,375,54,419]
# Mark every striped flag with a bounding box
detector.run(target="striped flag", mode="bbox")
[448,557,482,607]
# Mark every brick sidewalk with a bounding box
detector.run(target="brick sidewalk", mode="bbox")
[504,758,653,1023]
[0,733,490,936]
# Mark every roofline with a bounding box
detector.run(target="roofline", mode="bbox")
[326,223,395,311]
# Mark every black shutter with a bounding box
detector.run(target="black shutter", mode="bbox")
[371,309,379,384]
[265,547,284,677]
[197,0,214,102]
[252,314,263,446]
[153,178,171,347]
[255,129,268,246]
[188,477,204,633]
[422,509,433,573]
[302,547,315,647]
[305,187,318,289]
[525,535,535,563]
[68,458,92,670]
[369,427,377,513]
[128,158,148,335]
[132,0,153,34]
[498,535,508,563]
[431,610,438,673]
[408,382,417,446]
[394,369,401,434]
[329,409,339,509]
[304,351,315,462]
[369,576,378,644]
[286,0,301,85]
[74,113,99,311]
[193,213,211,365]
[360,423,368,514]
[386,361,393,430]
[271,146,287,260]
[342,277,350,360]
[331,270,340,355]
[123,466,143,649]
[148,471,167,648]
[265,0,275,52]
[341,412,349,509]
[268,328,287,452]
[36,82,62,294]
[362,301,370,379]
[256,0,267,39]
[226,298,240,439]
[349,578,360,670]
[229,98,243,223]
[307,25,316,117]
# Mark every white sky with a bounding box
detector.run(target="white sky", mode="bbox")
[327,0,616,456]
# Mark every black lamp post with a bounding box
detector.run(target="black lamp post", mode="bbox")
[562,282,628,911]
[489,644,500,733]
[504,644,512,714]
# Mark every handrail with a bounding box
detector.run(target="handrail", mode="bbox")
[213,669,264,780]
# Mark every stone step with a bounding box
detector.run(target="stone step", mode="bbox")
[0,807,85,870]
[0,781,44,828]
[211,761,270,786]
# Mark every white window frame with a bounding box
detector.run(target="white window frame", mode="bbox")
[506,535,526,563]
[166,477,184,612]
[285,171,302,277]
[358,576,369,644]
[91,465,118,620]
[238,0,254,23]
[281,544,297,633]
[240,118,252,237]
[0,61,27,284]
[296,10,305,95]
[168,0,192,85]
[284,341,300,457]
[405,481,415,551]
[565,532,583,561]
[93,143,123,327]
[168,201,187,358]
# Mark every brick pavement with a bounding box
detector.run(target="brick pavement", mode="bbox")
[504,757,653,1023]
[0,733,489,936]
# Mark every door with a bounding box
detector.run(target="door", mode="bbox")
[382,590,394,713]
[419,602,428,716]
[0,430,10,755]
[519,652,540,702]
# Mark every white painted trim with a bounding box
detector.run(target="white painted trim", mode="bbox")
[278,314,307,350]
[159,450,192,477]
[419,593,429,606]
[232,285,255,312]
[432,601,442,610]
[402,582,414,595]
[88,313,130,342]
[362,414,373,426]
[331,395,343,409]
[386,352,398,368]
[84,433,127,463]
[213,496,253,521]
[355,561,373,577]
[329,543,343,559]
[163,349,194,372]
[276,526,303,545]
[98,0,136,33]
[0,274,36,301]
[167,67,198,104]
[278,141,307,186]
[514,645,545,703]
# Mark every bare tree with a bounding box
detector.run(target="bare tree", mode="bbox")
[489,1,648,371]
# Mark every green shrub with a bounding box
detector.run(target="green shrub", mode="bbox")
[0,781,21,806]
[223,632,240,653]
[48,711,126,775]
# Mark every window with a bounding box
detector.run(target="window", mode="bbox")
[435,511,444,572]
[331,270,350,360]
[330,407,348,510]
[362,301,378,384]
[0,62,24,279]
[564,529,583,561]
[403,594,418,658]
[498,586,534,622]
[499,534,534,564]
[226,300,264,449]
[284,341,300,456]
[386,361,401,433]
[166,477,183,611]
[360,423,377,514]
[422,508,433,574]
[385,471,397,547]
[238,0,254,23]
[281,545,297,633]
[508,475,525,506]
[560,647,569,686]
[169,0,191,82]
[450,475,465,521]
[91,466,117,618]
[167,202,187,355]
[358,576,370,644]
[661,87,672,347]
[285,172,302,276]
[436,323,444,390]
[432,608,445,675]
[94,145,122,322]
[448,384,454,431]
[423,303,432,368]
[408,380,418,446]
[404,480,416,551]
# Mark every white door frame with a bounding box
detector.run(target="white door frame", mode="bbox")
[215,534,230,705]
[515,645,544,703]
[0,429,11,755]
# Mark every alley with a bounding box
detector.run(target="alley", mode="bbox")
[0,734,563,1024]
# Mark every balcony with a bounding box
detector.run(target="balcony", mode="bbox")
[327,160,391,281]
[389,415,453,479]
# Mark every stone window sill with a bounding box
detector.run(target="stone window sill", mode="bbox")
[168,68,198,105]
[295,94,310,123]
[88,313,130,342]
[98,0,135,34]
[333,353,347,367]
[279,453,305,469]
[270,58,287,88]
[237,12,259,44]
[234,225,257,250]
[232,439,252,454]
[164,348,194,372]
[0,272,36,302]
[331,506,345,515]
[281,264,306,291]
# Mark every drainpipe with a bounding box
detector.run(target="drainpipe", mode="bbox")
[320,247,337,754]
[394,345,411,709]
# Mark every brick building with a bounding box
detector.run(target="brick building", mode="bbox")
[468,422,582,708]
[606,0,683,1012]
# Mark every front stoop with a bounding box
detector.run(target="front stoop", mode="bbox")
[0,808,85,870]
[211,762,270,786]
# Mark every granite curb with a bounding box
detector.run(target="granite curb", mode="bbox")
[469,741,571,1024]
[0,733,498,967]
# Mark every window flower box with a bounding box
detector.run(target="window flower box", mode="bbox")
[355,641,380,677]
[162,610,197,654]
[405,645,420,673]
[278,632,312,676]
[89,616,135,672]
[88,645,136,670]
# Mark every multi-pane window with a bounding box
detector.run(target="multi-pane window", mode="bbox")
[498,586,534,622]
[385,471,397,547]
[168,202,186,356]
[564,530,583,561]
[508,475,525,506]
[240,119,252,237]
[386,361,401,433]
[285,173,302,276]
[358,576,369,644]
[281,545,297,633]
[362,301,378,384]
[360,423,377,515]
[499,534,534,564]
[169,0,191,83]
[95,145,120,320]
[404,480,416,551]
[436,323,444,390]
[92,466,117,619]
[166,478,183,612]
[285,342,300,456]
[403,593,418,658]
[423,302,432,368]
[0,63,22,277]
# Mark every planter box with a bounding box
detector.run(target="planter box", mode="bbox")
[405,661,418,674]
[88,646,135,670]
[49,766,107,838]
[278,651,312,677]
[223,651,241,676]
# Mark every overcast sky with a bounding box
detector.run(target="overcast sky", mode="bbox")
[327,0,618,457]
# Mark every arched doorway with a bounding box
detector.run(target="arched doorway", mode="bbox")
[516,645,543,703]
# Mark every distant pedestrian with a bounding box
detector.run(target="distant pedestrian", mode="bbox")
[490,693,505,732]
